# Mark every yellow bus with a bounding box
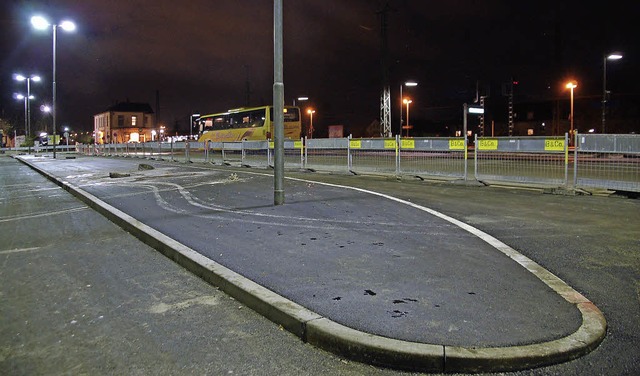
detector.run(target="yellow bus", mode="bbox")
[196,106,301,142]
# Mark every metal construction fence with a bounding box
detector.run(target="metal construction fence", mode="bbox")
[74,133,640,193]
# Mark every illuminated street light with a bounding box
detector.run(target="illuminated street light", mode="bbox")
[14,74,41,138]
[294,96,308,106]
[402,98,412,137]
[31,14,76,157]
[307,108,315,139]
[566,81,578,143]
[602,53,622,133]
[63,126,71,148]
[399,81,417,136]
[40,105,52,145]
[14,93,35,143]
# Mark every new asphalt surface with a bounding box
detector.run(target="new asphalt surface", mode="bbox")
[2,153,618,374]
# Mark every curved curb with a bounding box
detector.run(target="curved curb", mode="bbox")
[17,156,607,373]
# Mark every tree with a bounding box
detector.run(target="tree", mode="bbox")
[0,118,14,147]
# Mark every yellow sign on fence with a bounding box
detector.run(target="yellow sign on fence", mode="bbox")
[478,139,499,150]
[349,140,361,149]
[294,141,303,149]
[384,139,396,149]
[544,139,565,151]
[449,139,465,150]
[401,139,415,149]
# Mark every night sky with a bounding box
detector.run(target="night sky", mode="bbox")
[1,1,638,137]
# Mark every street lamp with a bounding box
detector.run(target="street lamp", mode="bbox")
[602,53,622,133]
[14,74,41,138]
[402,98,412,137]
[63,126,70,148]
[294,96,308,106]
[399,81,417,135]
[14,94,35,140]
[307,109,315,139]
[31,15,76,158]
[566,81,577,143]
[41,105,51,145]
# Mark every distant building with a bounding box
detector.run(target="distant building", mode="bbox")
[93,101,154,144]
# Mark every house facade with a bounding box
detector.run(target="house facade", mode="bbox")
[93,102,155,144]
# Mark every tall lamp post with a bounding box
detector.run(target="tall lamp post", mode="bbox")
[307,109,315,139]
[402,98,412,137]
[41,105,52,144]
[399,81,417,135]
[31,15,76,158]
[14,94,35,140]
[566,81,577,144]
[14,74,41,138]
[602,53,622,134]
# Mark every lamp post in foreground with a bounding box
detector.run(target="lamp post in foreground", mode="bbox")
[602,53,622,133]
[273,0,284,205]
[31,15,76,158]
[566,81,577,144]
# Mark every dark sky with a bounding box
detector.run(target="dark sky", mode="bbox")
[1,0,638,136]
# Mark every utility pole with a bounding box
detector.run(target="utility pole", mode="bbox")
[273,0,285,205]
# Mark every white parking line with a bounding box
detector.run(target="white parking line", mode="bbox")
[0,247,41,255]
[0,206,88,223]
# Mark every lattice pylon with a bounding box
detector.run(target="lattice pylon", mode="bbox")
[381,86,391,137]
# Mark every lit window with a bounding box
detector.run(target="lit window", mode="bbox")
[132,116,137,126]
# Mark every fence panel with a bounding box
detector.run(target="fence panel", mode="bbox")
[241,140,269,168]
[475,136,568,187]
[283,139,305,170]
[305,138,349,173]
[399,138,466,179]
[576,134,640,192]
[348,138,396,174]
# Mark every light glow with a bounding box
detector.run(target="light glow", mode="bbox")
[31,15,50,30]
[60,20,76,31]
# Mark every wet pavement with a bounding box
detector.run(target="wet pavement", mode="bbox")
[3,153,611,373]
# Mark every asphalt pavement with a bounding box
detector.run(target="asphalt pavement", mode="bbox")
[3,152,636,375]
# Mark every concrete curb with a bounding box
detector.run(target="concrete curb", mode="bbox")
[16,155,607,373]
